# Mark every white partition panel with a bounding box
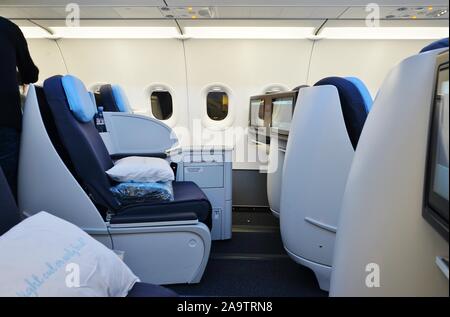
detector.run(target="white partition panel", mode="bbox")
[308,39,431,96]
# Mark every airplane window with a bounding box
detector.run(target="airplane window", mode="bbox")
[151,91,173,120]
[207,90,229,121]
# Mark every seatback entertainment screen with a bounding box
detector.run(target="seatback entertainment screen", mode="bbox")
[271,96,295,132]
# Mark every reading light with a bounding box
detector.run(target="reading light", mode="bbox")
[183,27,316,39]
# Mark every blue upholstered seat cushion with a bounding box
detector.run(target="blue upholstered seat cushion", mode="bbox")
[345,77,373,112]
[420,38,449,53]
[314,76,369,149]
[61,75,97,123]
[111,85,131,113]
[110,181,174,205]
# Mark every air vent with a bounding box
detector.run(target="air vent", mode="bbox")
[158,7,214,19]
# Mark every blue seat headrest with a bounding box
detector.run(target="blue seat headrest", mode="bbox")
[99,84,130,112]
[420,38,449,53]
[344,77,373,112]
[61,75,97,123]
[314,76,369,149]
[111,85,131,113]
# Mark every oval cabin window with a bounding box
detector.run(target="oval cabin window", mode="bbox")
[151,91,173,120]
[207,90,229,121]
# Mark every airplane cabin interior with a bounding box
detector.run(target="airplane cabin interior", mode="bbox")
[0,0,448,302]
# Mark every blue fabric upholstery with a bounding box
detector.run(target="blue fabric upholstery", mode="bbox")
[99,84,130,112]
[344,77,373,112]
[99,84,119,112]
[111,85,131,113]
[42,75,211,226]
[61,75,97,123]
[0,168,21,235]
[420,38,449,53]
[127,282,177,297]
[314,77,369,149]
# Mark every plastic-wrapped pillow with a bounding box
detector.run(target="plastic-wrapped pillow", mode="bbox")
[110,181,174,205]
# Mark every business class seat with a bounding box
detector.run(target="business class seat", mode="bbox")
[0,168,176,297]
[18,75,212,285]
[330,46,449,297]
[99,84,131,113]
[280,76,372,291]
[46,75,211,227]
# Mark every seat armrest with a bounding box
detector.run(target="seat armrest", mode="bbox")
[110,152,168,160]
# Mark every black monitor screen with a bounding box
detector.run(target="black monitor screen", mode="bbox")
[250,98,265,127]
[271,96,294,132]
[424,61,449,241]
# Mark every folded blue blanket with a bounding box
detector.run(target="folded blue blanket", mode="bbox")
[110,181,174,205]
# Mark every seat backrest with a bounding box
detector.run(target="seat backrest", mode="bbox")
[420,38,449,53]
[330,46,448,297]
[99,84,131,113]
[0,168,21,235]
[344,77,373,112]
[43,75,119,210]
[314,77,371,149]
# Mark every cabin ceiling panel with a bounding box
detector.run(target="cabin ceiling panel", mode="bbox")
[340,5,448,19]
[3,0,449,6]
[164,0,449,6]
[177,19,322,28]
[325,19,450,27]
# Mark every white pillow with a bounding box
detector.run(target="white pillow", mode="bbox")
[106,156,175,183]
[0,212,139,297]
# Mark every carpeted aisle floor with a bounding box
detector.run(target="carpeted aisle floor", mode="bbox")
[168,208,328,297]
